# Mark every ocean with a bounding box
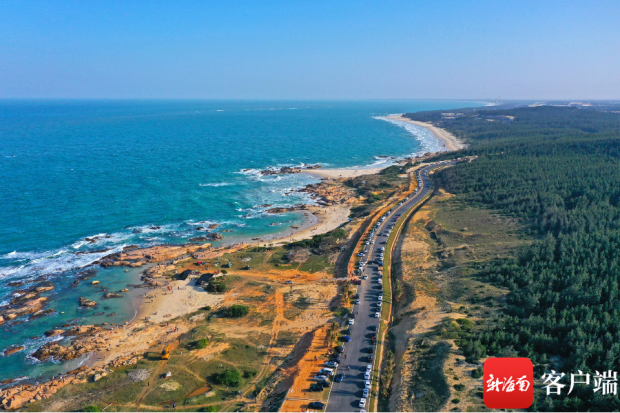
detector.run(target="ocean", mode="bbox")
[0,99,480,383]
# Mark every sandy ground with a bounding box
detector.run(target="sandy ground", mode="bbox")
[306,167,384,179]
[387,114,466,151]
[138,277,225,324]
[279,327,331,412]
[261,205,351,246]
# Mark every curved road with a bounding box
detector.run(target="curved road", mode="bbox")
[325,160,455,412]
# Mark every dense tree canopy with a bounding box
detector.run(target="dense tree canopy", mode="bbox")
[406,106,620,411]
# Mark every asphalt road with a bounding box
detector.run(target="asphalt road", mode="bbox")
[325,160,454,412]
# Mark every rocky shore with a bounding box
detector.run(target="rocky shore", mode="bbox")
[95,243,213,268]
[254,164,322,176]
[0,282,55,326]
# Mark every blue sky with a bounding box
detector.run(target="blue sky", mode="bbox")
[1,0,619,99]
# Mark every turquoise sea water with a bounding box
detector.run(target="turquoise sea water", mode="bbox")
[0,99,480,383]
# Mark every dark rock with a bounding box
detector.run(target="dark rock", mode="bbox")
[44,329,65,337]
[78,297,97,307]
[30,308,55,320]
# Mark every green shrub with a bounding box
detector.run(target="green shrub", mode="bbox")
[243,369,258,379]
[453,384,465,391]
[194,338,208,349]
[224,304,249,318]
[212,368,242,387]
[83,406,101,412]
[206,280,227,293]
[451,398,461,404]
[471,366,483,379]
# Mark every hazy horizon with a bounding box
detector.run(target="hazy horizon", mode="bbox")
[1,0,619,100]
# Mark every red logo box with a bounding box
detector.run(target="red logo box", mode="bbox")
[483,357,533,409]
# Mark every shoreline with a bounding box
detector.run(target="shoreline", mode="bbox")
[0,117,461,395]
[386,114,466,151]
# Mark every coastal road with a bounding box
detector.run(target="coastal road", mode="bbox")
[325,160,455,412]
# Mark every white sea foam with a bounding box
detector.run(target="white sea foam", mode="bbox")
[373,116,444,156]
[199,182,234,187]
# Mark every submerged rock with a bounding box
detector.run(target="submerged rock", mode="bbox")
[29,308,55,320]
[102,292,122,299]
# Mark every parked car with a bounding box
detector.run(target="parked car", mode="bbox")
[364,371,371,380]
[374,312,380,318]
[317,380,331,388]
[341,336,351,342]
[367,347,374,354]
[378,296,383,301]
[309,384,323,392]
[367,355,374,362]
[370,325,378,331]
[314,375,329,381]
[325,361,339,367]
[365,380,372,389]
[363,388,370,398]
[285,280,294,285]
[334,373,345,382]
[308,402,325,409]
[366,364,373,371]
[335,345,344,353]
[359,398,367,408]
[354,299,360,304]
[348,318,355,325]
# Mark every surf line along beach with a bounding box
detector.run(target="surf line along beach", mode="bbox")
[0,119,464,410]
[386,114,467,151]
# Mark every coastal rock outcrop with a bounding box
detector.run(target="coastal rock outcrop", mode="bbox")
[1,296,48,322]
[103,292,122,299]
[259,164,322,176]
[266,204,309,214]
[32,326,107,362]
[44,329,65,337]
[78,297,97,307]
[299,181,357,206]
[97,244,212,268]
[3,346,25,356]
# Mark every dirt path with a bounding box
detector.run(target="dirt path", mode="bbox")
[132,341,181,406]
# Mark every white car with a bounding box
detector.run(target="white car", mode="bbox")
[314,375,329,381]
[378,295,383,301]
[366,364,373,371]
[359,398,367,408]
[349,318,355,325]
[374,312,380,318]
[378,279,383,284]
[365,380,372,389]
[363,388,370,398]
[364,371,371,380]
[377,302,382,308]
[325,361,339,368]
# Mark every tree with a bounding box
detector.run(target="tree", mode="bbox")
[213,368,242,387]
[224,304,249,318]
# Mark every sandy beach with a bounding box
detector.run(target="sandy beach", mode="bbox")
[305,167,384,179]
[387,114,466,151]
